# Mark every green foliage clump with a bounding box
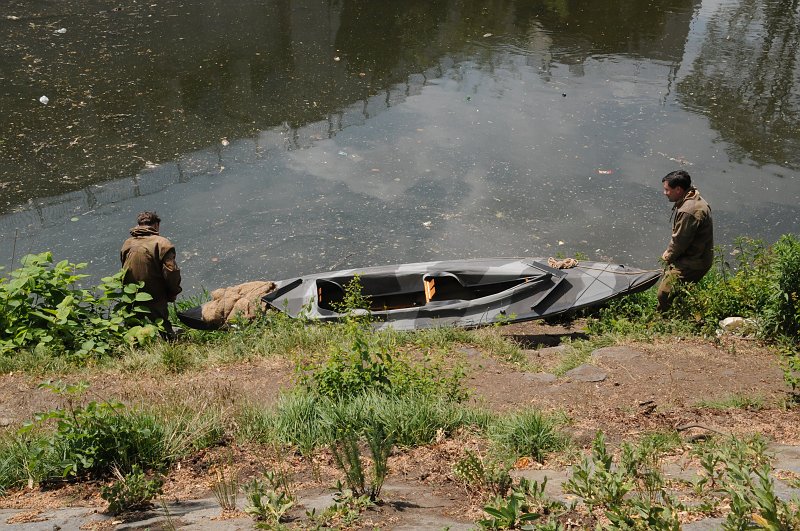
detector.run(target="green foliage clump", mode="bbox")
[477,477,564,530]
[692,435,800,529]
[321,393,395,501]
[0,382,222,493]
[244,474,295,525]
[100,464,164,515]
[761,234,800,339]
[0,252,158,362]
[18,381,167,483]
[564,432,682,530]
[453,450,513,498]
[300,275,466,401]
[238,391,484,458]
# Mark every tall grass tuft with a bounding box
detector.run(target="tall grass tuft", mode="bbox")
[271,392,326,456]
[488,409,570,462]
[157,404,225,462]
[0,434,34,494]
[321,393,395,501]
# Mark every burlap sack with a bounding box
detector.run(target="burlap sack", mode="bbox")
[200,281,276,327]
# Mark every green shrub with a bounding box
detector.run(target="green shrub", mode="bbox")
[100,464,164,515]
[372,392,484,447]
[244,478,295,529]
[271,392,326,456]
[477,477,560,530]
[300,276,466,401]
[19,381,167,483]
[237,391,484,457]
[761,234,800,339]
[156,404,225,461]
[0,252,158,362]
[0,434,31,494]
[452,450,513,497]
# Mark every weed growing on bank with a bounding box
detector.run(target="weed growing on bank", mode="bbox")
[0,252,158,367]
[0,380,224,495]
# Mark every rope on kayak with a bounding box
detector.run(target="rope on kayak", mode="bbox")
[548,257,579,269]
[543,256,660,275]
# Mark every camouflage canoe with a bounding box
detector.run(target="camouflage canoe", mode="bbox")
[179,258,659,331]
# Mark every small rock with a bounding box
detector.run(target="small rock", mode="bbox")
[564,364,607,382]
[522,373,557,383]
[535,345,569,356]
[591,346,643,363]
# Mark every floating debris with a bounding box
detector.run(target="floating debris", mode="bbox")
[38,95,49,105]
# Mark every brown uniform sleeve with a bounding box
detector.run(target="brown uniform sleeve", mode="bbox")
[161,248,182,301]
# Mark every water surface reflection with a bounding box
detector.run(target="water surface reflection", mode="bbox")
[1,0,798,293]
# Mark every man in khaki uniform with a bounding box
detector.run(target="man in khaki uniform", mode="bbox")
[657,170,713,312]
[120,211,182,335]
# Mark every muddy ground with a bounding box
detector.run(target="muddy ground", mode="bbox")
[1,320,798,529]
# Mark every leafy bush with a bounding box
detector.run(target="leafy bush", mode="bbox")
[300,276,466,401]
[269,392,326,456]
[477,477,562,530]
[0,434,30,494]
[0,252,158,361]
[19,381,167,483]
[761,234,800,339]
[452,450,513,497]
[0,383,224,493]
[100,464,164,515]
[244,471,296,525]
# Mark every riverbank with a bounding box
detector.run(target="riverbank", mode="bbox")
[1,318,799,529]
[1,235,798,528]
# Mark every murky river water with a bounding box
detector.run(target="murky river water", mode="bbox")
[1,0,798,294]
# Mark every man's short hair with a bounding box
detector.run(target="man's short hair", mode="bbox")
[136,211,161,227]
[662,170,692,190]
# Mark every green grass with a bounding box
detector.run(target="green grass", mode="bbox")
[695,393,765,411]
[236,390,489,454]
[487,408,570,462]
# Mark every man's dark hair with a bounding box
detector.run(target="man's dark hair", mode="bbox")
[136,211,161,227]
[662,170,692,190]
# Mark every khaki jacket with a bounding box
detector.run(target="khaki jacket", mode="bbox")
[664,188,713,276]
[120,226,182,320]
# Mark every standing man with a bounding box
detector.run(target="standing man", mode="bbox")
[120,211,182,336]
[658,170,713,312]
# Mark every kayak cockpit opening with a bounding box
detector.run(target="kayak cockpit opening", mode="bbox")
[315,273,531,313]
